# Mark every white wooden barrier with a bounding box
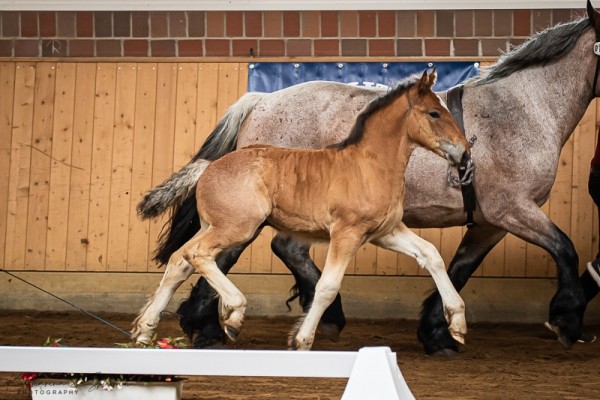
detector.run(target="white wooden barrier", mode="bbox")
[0,346,414,399]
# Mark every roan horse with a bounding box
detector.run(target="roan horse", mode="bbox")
[132,71,471,349]
[135,1,600,355]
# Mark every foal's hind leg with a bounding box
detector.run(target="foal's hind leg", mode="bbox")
[271,234,346,340]
[373,224,467,345]
[132,248,196,343]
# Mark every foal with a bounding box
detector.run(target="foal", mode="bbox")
[133,71,470,350]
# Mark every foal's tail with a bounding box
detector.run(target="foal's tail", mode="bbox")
[138,91,266,265]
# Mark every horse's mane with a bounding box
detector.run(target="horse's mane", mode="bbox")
[477,16,591,85]
[329,75,420,149]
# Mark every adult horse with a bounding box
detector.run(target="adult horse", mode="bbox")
[137,1,600,355]
[133,71,471,349]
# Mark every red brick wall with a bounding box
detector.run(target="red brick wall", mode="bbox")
[0,9,586,58]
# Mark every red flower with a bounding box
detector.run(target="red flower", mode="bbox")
[20,373,37,389]
[156,339,173,349]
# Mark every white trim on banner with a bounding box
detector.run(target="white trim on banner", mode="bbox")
[0,0,585,11]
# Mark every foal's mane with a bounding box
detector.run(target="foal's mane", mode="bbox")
[330,75,420,149]
[478,16,591,84]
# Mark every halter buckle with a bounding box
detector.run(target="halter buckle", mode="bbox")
[595,42,600,56]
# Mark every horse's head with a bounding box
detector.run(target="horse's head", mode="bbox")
[407,70,470,166]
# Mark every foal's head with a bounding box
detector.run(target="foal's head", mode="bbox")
[406,71,470,165]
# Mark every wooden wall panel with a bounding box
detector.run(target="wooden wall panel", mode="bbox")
[1,61,599,282]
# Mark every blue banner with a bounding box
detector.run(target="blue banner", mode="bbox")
[247,62,479,93]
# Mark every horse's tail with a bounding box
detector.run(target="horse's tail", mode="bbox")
[136,158,211,219]
[144,91,266,265]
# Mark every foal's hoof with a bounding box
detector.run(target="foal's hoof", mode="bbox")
[224,325,240,342]
[544,322,575,350]
[449,330,466,346]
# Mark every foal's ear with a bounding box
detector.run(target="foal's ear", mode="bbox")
[417,70,429,95]
[427,69,437,89]
[588,0,600,30]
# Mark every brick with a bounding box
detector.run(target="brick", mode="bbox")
[150,12,168,37]
[341,39,366,56]
[42,39,66,56]
[397,11,416,37]
[396,38,422,56]
[474,10,493,37]
[508,38,527,49]
[287,39,311,56]
[68,39,94,56]
[244,12,262,37]
[0,40,12,57]
[14,39,39,56]
[169,12,187,37]
[2,12,20,37]
[378,11,396,37]
[124,39,148,56]
[132,12,149,37]
[455,11,473,37]
[436,11,453,37]
[425,39,450,56]
[314,39,338,56]
[232,39,257,56]
[453,39,478,56]
[264,11,282,37]
[533,10,552,32]
[283,11,300,37]
[258,39,285,56]
[494,10,512,36]
[188,12,205,37]
[113,12,131,37]
[96,39,121,56]
[151,39,175,56]
[302,11,319,37]
[206,11,225,37]
[369,39,394,56]
[76,12,93,37]
[94,11,112,37]
[513,10,530,36]
[359,11,376,37]
[21,12,38,37]
[416,11,434,37]
[205,39,229,56]
[340,11,358,37]
[178,39,202,57]
[226,11,243,37]
[481,38,507,56]
[39,12,56,37]
[57,12,76,37]
[321,11,338,37]
[552,9,573,25]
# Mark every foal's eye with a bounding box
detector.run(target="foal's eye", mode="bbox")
[428,110,441,119]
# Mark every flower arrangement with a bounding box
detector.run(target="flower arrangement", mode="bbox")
[21,336,187,393]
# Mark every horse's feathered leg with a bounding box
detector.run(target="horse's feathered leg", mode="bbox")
[374,224,467,346]
[418,225,507,356]
[271,234,346,341]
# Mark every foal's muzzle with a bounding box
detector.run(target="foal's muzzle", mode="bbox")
[439,141,468,166]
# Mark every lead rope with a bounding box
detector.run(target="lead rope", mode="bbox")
[0,268,132,340]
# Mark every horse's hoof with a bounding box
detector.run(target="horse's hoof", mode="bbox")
[578,331,597,344]
[449,330,466,346]
[428,348,463,359]
[316,323,341,342]
[224,325,240,342]
[544,321,575,350]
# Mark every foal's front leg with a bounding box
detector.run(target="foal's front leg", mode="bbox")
[373,224,467,345]
[131,248,195,343]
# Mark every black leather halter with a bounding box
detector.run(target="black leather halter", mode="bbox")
[447,85,476,228]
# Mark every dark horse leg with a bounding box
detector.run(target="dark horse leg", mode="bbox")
[271,234,346,339]
[418,224,507,356]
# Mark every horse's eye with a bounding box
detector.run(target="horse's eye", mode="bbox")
[428,110,441,119]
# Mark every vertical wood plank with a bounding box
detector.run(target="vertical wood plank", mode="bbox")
[195,63,219,153]
[376,247,398,276]
[66,63,96,271]
[355,244,376,275]
[45,63,76,270]
[148,63,177,269]
[5,62,36,269]
[173,63,198,170]
[128,63,158,272]
[107,63,137,271]
[502,234,527,277]
[87,63,117,271]
[0,62,16,269]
